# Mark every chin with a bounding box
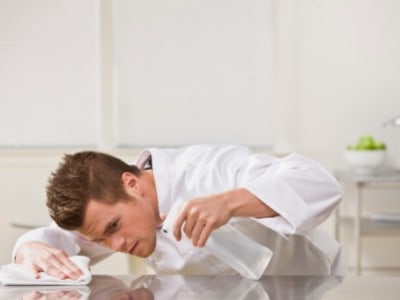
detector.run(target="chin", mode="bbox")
[136,242,156,258]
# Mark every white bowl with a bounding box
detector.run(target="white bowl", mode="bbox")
[343,150,386,175]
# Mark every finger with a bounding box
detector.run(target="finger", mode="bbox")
[190,219,207,246]
[160,212,167,222]
[41,259,73,280]
[45,266,68,280]
[196,223,214,248]
[23,291,42,300]
[58,256,84,278]
[182,206,200,239]
[27,263,41,279]
[55,290,79,300]
[173,208,188,241]
[45,254,82,280]
[182,214,198,239]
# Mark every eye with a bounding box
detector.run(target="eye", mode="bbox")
[109,219,120,233]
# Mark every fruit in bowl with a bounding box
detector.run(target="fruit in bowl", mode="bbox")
[344,135,386,175]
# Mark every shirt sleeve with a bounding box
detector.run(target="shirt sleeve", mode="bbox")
[237,152,343,236]
[12,223,113,266]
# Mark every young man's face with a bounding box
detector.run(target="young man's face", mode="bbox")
[78,194,158,257]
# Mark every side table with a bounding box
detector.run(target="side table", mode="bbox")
[334,169,400,275]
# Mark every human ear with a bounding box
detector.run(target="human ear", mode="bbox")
[121,172,142,194]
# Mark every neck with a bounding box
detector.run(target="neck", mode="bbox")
[141,170,162,225]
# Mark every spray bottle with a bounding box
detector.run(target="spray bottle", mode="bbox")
[161,200,273,280]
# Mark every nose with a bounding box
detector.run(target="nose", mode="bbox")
[108,234,126,252]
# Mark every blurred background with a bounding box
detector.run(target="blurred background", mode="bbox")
[1,0,400,276]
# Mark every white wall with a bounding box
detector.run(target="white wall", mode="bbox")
[272,0,400,166]
[1,0,400,274]
[272,0,400,274]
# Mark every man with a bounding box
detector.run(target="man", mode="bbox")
[13,144,343,280]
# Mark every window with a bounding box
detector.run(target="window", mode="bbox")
[0,0,273,149]
[0,0,99,148]
[114,0,273,148]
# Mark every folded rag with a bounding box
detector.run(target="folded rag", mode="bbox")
[0,255,92,286]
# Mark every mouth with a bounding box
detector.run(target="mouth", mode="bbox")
[128,242,139,255]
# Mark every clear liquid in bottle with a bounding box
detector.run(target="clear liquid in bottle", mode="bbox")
[162,201,273,280]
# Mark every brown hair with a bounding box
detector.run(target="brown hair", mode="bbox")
[46,151,141,230]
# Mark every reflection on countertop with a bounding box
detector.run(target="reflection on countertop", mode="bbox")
[1,274,343,300]
[2,274,400,300]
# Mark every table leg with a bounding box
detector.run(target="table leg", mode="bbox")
[354,184,362,275]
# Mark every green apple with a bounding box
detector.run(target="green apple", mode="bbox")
[347,135,386,151]
[374,142,386,150]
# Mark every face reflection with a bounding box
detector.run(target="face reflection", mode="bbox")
[79,194,158,258]
[111,287,154,300]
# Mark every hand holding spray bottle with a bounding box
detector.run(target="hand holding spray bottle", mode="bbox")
[161,200,273,280]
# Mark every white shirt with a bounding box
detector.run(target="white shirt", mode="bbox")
[13,144,344,275]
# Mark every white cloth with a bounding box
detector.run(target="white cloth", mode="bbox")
[0,256,92,286]
[12,144,344,276]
